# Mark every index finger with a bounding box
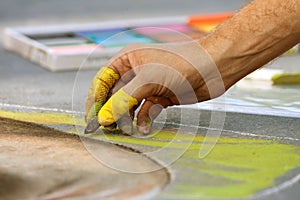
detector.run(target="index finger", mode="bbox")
[85,67,120,122]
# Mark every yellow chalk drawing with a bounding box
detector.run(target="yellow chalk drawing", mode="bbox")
[0,110,85,126]
[1,110,300,199]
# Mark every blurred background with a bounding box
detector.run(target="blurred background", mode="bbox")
[0,0,245,110]
[0,0,245,24]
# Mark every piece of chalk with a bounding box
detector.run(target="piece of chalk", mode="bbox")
[272,73,300,85]
[243,69,300,85]
[244,69,284,81]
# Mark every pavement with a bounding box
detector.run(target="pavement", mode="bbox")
[0,117,170,200]
[1,0,300,200]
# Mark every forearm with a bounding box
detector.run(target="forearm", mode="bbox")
[200,0,300,89]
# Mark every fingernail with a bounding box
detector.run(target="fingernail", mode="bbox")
[138,126,151,135]
[120,125,132,135]
[118,117,133,135]
[84,116,100,134]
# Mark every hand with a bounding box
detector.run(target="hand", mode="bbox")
[85,0,300,135]
[85,42,225,134]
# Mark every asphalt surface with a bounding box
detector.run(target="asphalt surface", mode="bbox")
[1,0,300,200]
[0,117,170,200]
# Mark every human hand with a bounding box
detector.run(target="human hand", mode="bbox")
[85,0,300,135]
[85,42,225,134]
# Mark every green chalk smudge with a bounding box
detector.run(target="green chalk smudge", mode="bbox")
[92,131,300,199]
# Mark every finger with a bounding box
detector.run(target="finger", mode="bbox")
[111,77,127,95]
[85,78,97,122]
[137,97,174,134]
[85,67,120,122]
[117,114,133,135]
[105,79,137,133]
[98,67,164,126]
[97,68,152,126]
[98,88,138,126]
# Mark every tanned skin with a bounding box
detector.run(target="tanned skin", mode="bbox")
[86,0,300,134]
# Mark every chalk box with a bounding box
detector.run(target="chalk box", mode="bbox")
[3,13,297,72]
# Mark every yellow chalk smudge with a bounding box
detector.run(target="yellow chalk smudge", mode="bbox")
[0,110,85,126]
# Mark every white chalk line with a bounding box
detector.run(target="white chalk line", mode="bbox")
[0,102,299,142]
[0,102,81,114]
[254,173,300,199]
[155,121,300,142]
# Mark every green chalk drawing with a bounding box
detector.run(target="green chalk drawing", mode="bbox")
[78,126,300,199]
[1,110,300,199]
[88,131,300,199]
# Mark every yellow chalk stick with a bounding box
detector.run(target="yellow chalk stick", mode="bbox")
[272,73,300,85]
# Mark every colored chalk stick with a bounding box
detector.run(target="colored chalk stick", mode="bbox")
[4,13,298,71]
[50,44,100,54]
[272,73,300,85]
[36,37,90,46]
[75,28,126,43]
[244,69,284,81]
[76,29,156,47]
[244,69,300,85]
[188,12,233,24]
[188,12,233,32]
